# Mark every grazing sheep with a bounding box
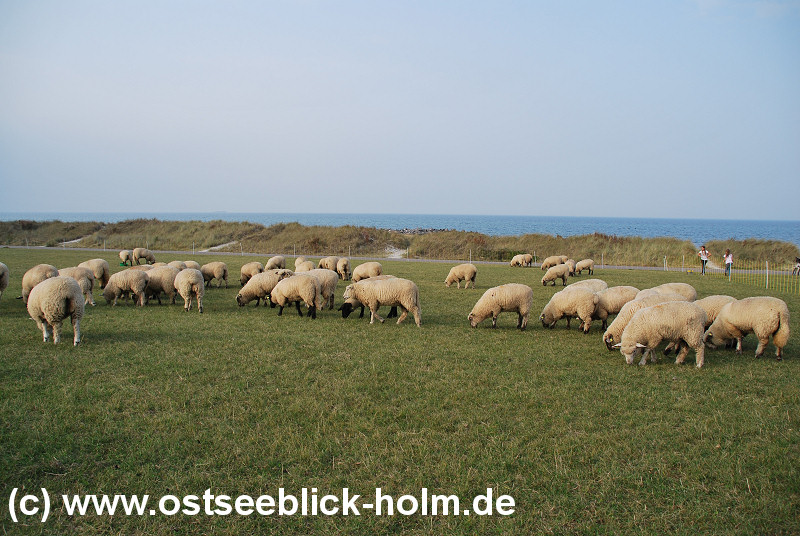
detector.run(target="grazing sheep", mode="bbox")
[510,254,525,267]
[540,287,599,333]
[663,295,736,355]
[445,263,477,289]
[174,268,205,312]
[119,250,133,266]
[522,253,534,266]
[559,255,569,263]
[318,256,340,272]
[21,264,59,304]
[352,261,383,282]
[26,276,84,346]
[184,260,201,271]
[336,257,351,280]
[703,297,790,360]
[295,260,315,272]
[133,247,156,265]
[265,256,286,270]
[144,266,180,305]
[201,261,228,288]
[541,263,571,286]
[565,259,577,276]
[468,283,532,330]
[236,269,294,307]
[270,274,322,319]
[540,255,564,271]
[565,279,608,293]
[240,261,264,286]
[575,259,594,275]
[168,260,187,271]
[592,286,640,330]
[0,262,8,301]
[615,301,708,367]
[78,258,111,289]
[304,269,339,310]
[338,275,398,319]
[103,269,149,306]
[343,277,421,326]
[294,256,307,269]
[635,282,696,302]
[58,266,96,306]
[602,292,687,350]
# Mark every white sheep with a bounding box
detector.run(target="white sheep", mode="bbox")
[133,247,156,265]
[602,292,687,350]
[235,269,294,307]
[201,261,228,288]
[510,254,525,267]
[592,286,640,330]
[270,274,322,319]
[304,269,339,310]
[468,283,532,330]
[119,250,133,266]
[663,295,736,356]
[336,257,351,280]
[144,266,180,305]
[240,261,264,286]
[541,263,571,286]
[295,260,315,272]
[540,255,564,271]
[338,275,398,319]
[575,259,594,275]
[128,264,154,271]
[522,253,533,266]
[168,260,187,271]
[351,261,383,282]
[265,256,286,270]
[445,263,477,289]
[318,256,340,272]
[703,297,790,360]
[635,282,696,302]
[78,258,111,289]
[103,269,149,306]
[565,279,608,293]
[294,256,307,269]
[184,260,202,271]
[27,276,84,346]
[343,277,421,326]
[565,259,577,276]
[615,301,708,367]
[174,268,205,312]
[151,262,168,267]
[0,262,8,301]
[540,287,599,333]
[21,264,59,304]
[58,266,96,306]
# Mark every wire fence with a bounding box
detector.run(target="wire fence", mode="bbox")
[663,257,800,296]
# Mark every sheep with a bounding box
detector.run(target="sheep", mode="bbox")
[540,255,564,271]
[318,256,340,272]
[445,263,477,289]
[635,282,696,302]
[151,262,168,267]
[338,275,398,319]
[303,269,339,310]
[575,259,594,275]
[295,260,315,272]
[265,256,286,270]
[78,258,111,289]
[201,261,228,288]
[592,286,640,330]
[294,256,307,269]
[540,287,599,333]
[26,276,84,346]
[144,266,180,305]
[174,268,205,312]
[20,264,59,304]
[133,247,156,265]
[510,254,525,267]
[128,264,154,271]
[0,262,8,301]
[541,263,571,286]
[235,269,294,307]
[663,295,736,356]
[469,283,532,330]
[184,260,201,271]
[565,279,608,293]
[343,277,421,326]
[58,266,96,306]
[559,255,569,263]
[168,260,187,271]
[351,261,383,282]
[522,253,533,266]
[614,301,708,367]
[336,257,351,280]
[270,274,322,319]
[602,292,687,350]
[703,297,790,360]
[119,250,133,266]
[565,259,577,276]
[103,269,149,306]
[240,261,264,286]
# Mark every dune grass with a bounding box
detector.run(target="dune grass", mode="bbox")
[0,247,798,535]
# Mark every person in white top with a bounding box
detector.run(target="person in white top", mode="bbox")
[698,246,710,275]
[724,249,733,277]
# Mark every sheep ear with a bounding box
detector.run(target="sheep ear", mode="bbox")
[635,343,647,348]
[612,343,621,348]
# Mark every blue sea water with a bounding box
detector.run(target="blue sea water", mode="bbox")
[2,212,799,247]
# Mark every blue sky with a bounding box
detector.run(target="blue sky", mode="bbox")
[1,1,798,220]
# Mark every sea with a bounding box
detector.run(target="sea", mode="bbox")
[2,212,799,247]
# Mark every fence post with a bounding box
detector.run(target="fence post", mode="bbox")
[664,256,667,271]
[601,253,604,268]
[766,261,769,289]
[469,249,472,263]
[192,242,195,255]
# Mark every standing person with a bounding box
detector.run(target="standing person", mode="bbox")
[724,249,733,277]
[698,246,710,275]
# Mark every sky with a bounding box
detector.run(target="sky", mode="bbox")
[1,1,799,221]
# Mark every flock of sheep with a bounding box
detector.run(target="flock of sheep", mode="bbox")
[0,248,791,369]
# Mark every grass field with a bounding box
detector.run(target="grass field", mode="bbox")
[1,247,798,535]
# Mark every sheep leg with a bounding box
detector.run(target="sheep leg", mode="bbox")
[754,337,768,359]
[387,306,398,319]
[396,307,408,324]
[412,308,421,327]
[277,305,284,316]
[52,320,62,344]
[491,315,498,328]
[735,337,743,355]
[675,341,690,364]
[196,295,203,313]
[693,344,705,368]
[39,320,50,343]
[565,317,571,329]
[294,302,303,317]
[370,306,385,324]
[581,317,591,334]
[185,296,192,312]
[308,305,317,319]
[776,345,783,360]
[637,348,649,366]
[72,315,81,346]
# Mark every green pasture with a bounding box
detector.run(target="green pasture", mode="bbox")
[1,248,798,535]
